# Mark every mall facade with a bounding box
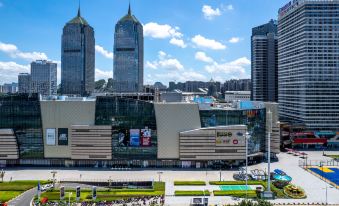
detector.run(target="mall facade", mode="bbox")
[0,94,279,168]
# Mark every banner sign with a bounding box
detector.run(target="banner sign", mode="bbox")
[141,129,152,146]
[130,129,140,146]
[58,128,68,145]
[46,128,56,145]
[60,186,65,200]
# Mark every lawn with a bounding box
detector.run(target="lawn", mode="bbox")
[174,181,206,186]
[326,155,339,159]
[213,190,258,198]
[0,180,51,203]
[175,190,210,196]
[0,191,22,202]
[37,182,165,202]
[0,180,50,191]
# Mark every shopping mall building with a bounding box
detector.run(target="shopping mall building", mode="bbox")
[0,94,280,168]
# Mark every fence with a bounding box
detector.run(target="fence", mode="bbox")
[298,159,339,168]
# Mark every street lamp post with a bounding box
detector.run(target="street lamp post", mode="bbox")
[157,171,163,182]
[68,192,72,206]
[267,109,272,194]
[245,132,249,200]
[51,171,57,188]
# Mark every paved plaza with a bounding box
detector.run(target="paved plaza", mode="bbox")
[3,151,339,205]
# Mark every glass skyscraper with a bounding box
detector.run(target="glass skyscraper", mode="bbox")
[61,8,95,96]
[251,20,278,102]
[31,60,57,96]
[113,5,144,92]
[278,0,339,130]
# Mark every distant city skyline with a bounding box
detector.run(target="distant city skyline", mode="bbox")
[0,0,287,85]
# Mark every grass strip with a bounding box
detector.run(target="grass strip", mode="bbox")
[213,190,257,198]
[175,190,210,196]
[174,181,206,186]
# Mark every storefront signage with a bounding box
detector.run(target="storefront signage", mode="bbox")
[215,129,245,146]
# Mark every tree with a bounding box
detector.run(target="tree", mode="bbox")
[95,79,106,89]
[0,170,5,182]
[106,78,113,89]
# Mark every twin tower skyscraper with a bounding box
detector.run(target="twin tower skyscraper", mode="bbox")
[61,4,144,96]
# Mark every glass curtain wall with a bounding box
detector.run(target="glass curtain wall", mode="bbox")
[0,94,44,158]
[95,96,157,160]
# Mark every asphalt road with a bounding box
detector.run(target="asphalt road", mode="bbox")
[7,187,36,206]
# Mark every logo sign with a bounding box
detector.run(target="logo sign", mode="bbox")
[60,186,65,200]
[76,186,80,201]
[92,186,97,200]
[279,0,299,17]
[215,129,245,146]
[46,128,56,145]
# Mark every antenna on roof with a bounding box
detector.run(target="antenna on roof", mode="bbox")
[128,0,131,15]
[77,0,81,17]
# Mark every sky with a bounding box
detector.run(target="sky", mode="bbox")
[0,0,288,86]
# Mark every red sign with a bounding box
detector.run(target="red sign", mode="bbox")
[293,138,327,144]
[141,129,151,146]
[233,139,239,145]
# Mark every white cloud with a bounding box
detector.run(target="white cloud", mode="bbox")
[95,68,113,81]
[0,61,29,84]
[195,51,214,63]
[0,42,48,61]
[146,51,184,71]
[229,37,241,43]
[191,35,226,50]
[95,45,113,59]
[202,5,221,20]
[144,22,187,48]
[144,22,182,39]
[169,38,187,48]
[204,57,250,78]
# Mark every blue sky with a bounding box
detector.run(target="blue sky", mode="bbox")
[0,0,287,86]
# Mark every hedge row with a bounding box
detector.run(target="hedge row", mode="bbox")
[175,190,210,196]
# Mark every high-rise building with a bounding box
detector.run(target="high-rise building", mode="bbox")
[251,19,278,102]
[223,79,251,92]
[113,4,144,92]
[18,73,31,94]
[61,8,95,96]
[31,60,57,96]
[278,0,339,130]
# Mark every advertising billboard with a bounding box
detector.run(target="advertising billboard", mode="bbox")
[76,186,80,201]
[141,129,152,146]
[58,128,68,145]
[60,186,65,200]
[215,130,245,146]
[46,128,56,145]
[130,129,140,146]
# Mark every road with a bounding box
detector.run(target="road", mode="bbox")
[7,187,36,206]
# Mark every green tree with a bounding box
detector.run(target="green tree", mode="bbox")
[106,78,113,89]
[95,79,106,89]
